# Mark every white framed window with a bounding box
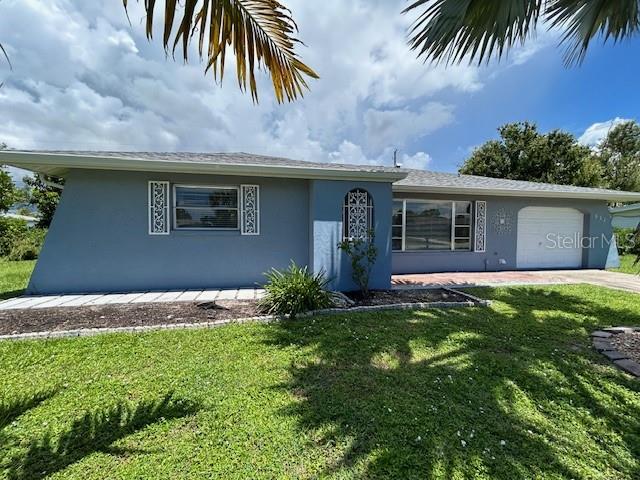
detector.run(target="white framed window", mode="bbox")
[173,185,239,230]
[392,199,473,252]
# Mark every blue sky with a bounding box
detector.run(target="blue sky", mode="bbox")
[0,0,638,179]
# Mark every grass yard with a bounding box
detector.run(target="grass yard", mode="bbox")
[1,285,639,479]
[612,254,640,275]
[0,259,36,300]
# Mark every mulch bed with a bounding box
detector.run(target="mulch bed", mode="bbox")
[345,288,471,307]
[610,331,640,364]
[0,288,477,337]
[0,301,260,336]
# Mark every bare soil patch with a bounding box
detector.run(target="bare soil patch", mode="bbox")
[0,300,260,335]
[346,288,471,307]
[610,331,640,364]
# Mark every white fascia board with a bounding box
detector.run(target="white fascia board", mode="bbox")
[393,184,640,202]
[0,152,407,183]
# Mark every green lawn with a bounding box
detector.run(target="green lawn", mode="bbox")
[611,254,640,275]
[0,259,35,300]
[1,285,639,479]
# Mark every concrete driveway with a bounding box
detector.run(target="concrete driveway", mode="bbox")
[392,269,640,294]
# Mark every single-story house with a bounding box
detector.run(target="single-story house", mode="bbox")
[610,203,640,229]
[3,150,640,295]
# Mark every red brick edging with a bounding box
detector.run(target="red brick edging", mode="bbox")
[591,327,640,377]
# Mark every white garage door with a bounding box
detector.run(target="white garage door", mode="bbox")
[517,207,584,269]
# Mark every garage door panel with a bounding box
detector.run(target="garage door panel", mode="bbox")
[517,207,583,269]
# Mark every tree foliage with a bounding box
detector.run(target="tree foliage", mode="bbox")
[593,120,640,192]
[23,175,64,228]
[0,142,17,213]
[459,122,602,187]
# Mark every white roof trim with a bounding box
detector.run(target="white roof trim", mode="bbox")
[393,184,640,202]
[0,151,407,183]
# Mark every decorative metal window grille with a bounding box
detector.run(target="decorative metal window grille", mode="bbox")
[474,200,487,252]
[241,185,260,235]
[148,181,170,235]
[343,189,373,240]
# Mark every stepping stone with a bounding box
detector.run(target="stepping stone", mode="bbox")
[602,350,628,361]
[613,359,640,377]
[603,327,635,334]
[195,290,220,302]
[593,339,615,351]
[217,290,238,300]
[591,331,613,338]
[236,289,255,300]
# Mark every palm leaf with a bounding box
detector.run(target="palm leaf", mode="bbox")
[403,0,640,66]
[403,0,543,65]
[546,0,640,65]
[124,0,318,103]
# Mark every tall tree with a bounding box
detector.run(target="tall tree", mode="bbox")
[594,120,640,192]
[459,122,602,187]
[403,0,640,66]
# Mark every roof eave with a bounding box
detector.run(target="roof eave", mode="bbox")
[393,184,640,202]
[0,152,407,183]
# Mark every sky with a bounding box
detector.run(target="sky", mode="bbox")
[1,0,639,182]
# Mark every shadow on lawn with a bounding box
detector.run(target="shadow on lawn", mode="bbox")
[0,290,25,301]
[5,392,199,480]
[267,286,640,479]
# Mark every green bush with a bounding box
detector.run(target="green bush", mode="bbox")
[614,227,640,256]
[0,217,46,260]
[258,262,334,318]
[7,228,47,260]
[337,230,378,298]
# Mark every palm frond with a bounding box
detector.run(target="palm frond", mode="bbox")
[0,43,11,69]
[124,0,318,103]
[546,0,640,65]
[403,0,640,66]
[403,0,543,65]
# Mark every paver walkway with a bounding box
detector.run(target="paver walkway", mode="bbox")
[393,269,640,294]
[1,270,637,311]
[0,288,266,311]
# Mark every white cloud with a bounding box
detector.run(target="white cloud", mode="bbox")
[0,0,546,170]
[400,152,432,170]
[578,117,631,147]
[364,103,455,152]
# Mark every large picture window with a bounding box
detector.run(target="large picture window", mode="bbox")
[173,185,239,230]
[392,199,473,252]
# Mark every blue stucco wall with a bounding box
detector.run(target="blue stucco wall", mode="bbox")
[309,180,393,291]
[28,169,310,294]
[392,193,613,274]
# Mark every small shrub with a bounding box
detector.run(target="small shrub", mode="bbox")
[7,229,46,260]
[258,262,334,318]
[0,217,46,260]
[337,230,378,298]
[614,227,640,256]
[0,217,30,257]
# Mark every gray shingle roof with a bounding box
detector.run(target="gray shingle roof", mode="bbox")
[3,150,640,200]
[12,150,399,174]
[397,168,640,199]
